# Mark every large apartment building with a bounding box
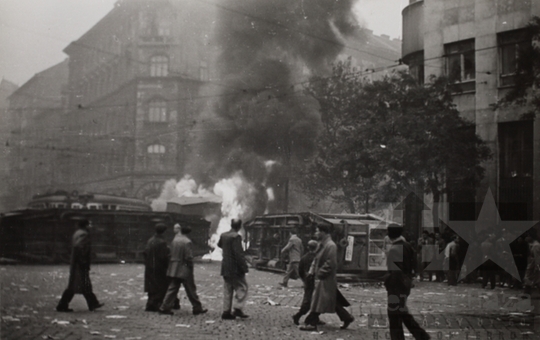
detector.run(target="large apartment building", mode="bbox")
[6,0,401,211]
[402,0,540,222]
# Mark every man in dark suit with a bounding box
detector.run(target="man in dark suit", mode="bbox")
[143,223,170,312]
[385,223,429,340]
[158,224,207,315]
[56,219,104,312]
[293,240,318,325]
[218,218,249,320]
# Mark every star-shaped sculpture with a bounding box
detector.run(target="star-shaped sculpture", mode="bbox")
[446,188,537,281]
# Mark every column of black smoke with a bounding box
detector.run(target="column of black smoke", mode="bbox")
[188,0,360,217]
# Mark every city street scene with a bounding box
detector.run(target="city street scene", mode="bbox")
[1,0,540,339]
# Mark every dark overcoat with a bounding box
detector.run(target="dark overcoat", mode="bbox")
[384,237,416,296]
[143,234,170,293]
[218,230,248,277]
[67,228,93,294]
[310,234,338,313]
[166,234,194,279]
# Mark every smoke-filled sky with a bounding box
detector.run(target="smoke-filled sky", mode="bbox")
[0,0,406,86]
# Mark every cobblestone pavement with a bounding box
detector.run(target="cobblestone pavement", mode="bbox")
[0,262,538,340]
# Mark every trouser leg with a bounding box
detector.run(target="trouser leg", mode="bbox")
[304,311,320,326]
[399,296,429,340]
[83,291,100,310]
[182,275,203,312]
[231,275,249,311]
[57,289,74,309]
[296,283,314,317]
[223,277,234,312]
[335,303,353,322]
[160,278,181,312]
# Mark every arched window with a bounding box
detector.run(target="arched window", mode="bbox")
[150,55,169,77]
[148,99,167,122]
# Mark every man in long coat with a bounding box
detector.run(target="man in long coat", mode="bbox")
[279,227,304,287]
[143,223,170,311]
[384,223,429,340]
[56,219,104,312]
[300,224,354,331]
[158,224,207,315]
[218,218,249,320]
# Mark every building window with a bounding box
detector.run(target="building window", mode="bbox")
[150,55,168,77]
[499,121,533,179]
[148,99,167,122]
[407,51,424,85]
[147,144,166,170]
[445,39,475,92]
[199,61,209,81]
[498,29,530,87]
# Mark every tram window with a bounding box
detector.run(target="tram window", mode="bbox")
[71,203,83,209]
[275,217,286,226]
[286,217,300,225]
[110,205,117,210]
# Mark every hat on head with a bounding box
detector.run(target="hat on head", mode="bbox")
[155,223,167,234]
[308,240,318,250]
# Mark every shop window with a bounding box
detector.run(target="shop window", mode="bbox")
[148,99,167,122]
[445,39,475,92]
[498,29,530,87]
[150,55,168,77]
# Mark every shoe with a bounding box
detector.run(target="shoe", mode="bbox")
[292,314,300,325]
[279,282,288,288]
[89,303,104,311]
[232,309,249,318]
[317,320,326,326]
[158,309,174,315]
[340,316,354,329]
[221,311,236,320]
[193,308,208,315]
[145,307,158,312]
[56,307,73,312]
[299,325,317,331]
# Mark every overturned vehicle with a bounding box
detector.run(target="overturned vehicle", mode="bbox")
[243,212,395,279]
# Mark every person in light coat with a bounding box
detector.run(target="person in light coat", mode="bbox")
[158,224,207,315]
[279,227,304,287]
[300,224,354,331]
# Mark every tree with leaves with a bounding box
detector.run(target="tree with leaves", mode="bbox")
[300,59,491,225]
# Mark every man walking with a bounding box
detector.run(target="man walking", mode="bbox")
[143,223,170,312]
[384,223,430,340]
[292,240,318,325]
[279,227,303,287]
[56,219,104,312]
[218,218,249,320]
[300,224,354,331]
[158,224,207,316]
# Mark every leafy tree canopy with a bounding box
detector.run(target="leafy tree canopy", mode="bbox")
[299,59,491,214]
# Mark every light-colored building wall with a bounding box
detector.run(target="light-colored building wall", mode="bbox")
[402,0,540,221]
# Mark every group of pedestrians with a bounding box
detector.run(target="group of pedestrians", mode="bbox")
[54,217,431,338]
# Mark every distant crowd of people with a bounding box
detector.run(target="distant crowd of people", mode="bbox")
[54,217,540,340]
[410,228,531,290]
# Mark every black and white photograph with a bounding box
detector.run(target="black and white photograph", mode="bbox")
[1,0,540,339]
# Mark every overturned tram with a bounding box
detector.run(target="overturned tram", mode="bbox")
[0,192,211,263]
[243,212,395,279]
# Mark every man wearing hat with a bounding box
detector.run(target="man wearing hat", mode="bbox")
[56,219,104,312]
[292,239,319,325]
[143,223,170,312]
[159,224,207,315]
[279,227,304,287]
[384,223,429,340]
